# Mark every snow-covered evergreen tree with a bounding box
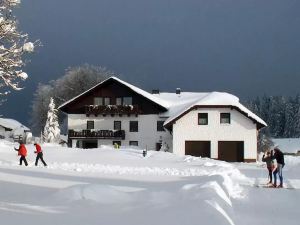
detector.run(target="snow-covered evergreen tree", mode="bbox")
[283,96,297,138]
[0,0,38,97]
[294,95,300,138]
[43,97,60,143]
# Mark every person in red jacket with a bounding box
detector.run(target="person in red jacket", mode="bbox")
[14,141,28,166]
[34,143,47,166]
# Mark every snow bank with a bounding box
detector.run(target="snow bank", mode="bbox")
[0,140,246,199]
[0,140,299,225]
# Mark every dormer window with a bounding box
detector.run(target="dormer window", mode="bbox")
[123,97,132,105]
[94,97,103,105]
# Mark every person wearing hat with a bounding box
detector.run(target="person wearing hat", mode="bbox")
[34,143,47,167]
[262,150,275,184]
[271,148,285,188]
[14,141,28,166]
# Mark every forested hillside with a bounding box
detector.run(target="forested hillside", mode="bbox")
[246,95,300,138]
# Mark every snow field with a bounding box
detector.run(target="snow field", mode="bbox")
[0,140,299,225]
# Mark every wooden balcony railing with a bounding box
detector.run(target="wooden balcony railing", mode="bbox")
[85,105,141,116]
[68,129,125,140]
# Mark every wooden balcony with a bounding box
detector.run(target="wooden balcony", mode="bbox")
[68,129,125,140]
[85,105,141,116]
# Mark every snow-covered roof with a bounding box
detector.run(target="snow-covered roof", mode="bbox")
[58,76,170,110]
[0,118,30,131]
[157,92,267,128]
[272,138,300,154]
[58,77,266,128]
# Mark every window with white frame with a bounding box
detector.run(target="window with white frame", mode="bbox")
[94,97,103,105]
[123,97,132,105]
[129,141,138,146]
[157,121,165,132]
[130,121,138,132]
[114,121,121,130]
[220,113,231,124]
[198,113,208,125]
[104,97,111,105]
[116,97,122,105]
[87,121,94,130]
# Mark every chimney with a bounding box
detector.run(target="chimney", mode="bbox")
[176,88,181,95]
[152,89,160,94]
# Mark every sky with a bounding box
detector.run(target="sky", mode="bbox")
[1,0,300,126]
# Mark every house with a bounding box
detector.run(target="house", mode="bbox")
[58,76,267,162]
[0,118,32,143]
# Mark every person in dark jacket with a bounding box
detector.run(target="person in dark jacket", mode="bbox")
[262,151,274,184]
[14,141,28,166]
[271,148,285,188]
[34,143,47,167]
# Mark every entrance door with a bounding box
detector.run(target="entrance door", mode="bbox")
[218,141,244,162]
[82,140,98,149]
[185,141,211,158]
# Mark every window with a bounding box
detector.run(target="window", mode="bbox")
[94,97,103,105]
[129,141,138,146]
[220,113,231,124]
[87,121,94,130]
[198,113,208,125]
[104,97,111,105]
[114,121,121,130]
[130,121,138,132]
[157,121,165,132]
[116,97,122,106]
[123,97,132,105]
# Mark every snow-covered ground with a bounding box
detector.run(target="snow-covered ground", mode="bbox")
[0,140,299,225]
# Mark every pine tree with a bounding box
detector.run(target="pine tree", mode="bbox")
[284,96,297,138]
[43,97,60,143]
[294,95,300,137]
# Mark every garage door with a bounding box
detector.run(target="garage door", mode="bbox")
[218,141,244,162]
[185,141,211,158]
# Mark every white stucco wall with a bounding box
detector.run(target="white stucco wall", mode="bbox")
[172,108,258,160]
[68,114,172,150]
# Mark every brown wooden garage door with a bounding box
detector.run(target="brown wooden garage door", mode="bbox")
[185,141,211,158]
[218,141,244,162]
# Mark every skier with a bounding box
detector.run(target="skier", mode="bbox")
[271,148,285,188]
[34,143,47,166]
[14,141,28,166]
[262,150,274,184]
